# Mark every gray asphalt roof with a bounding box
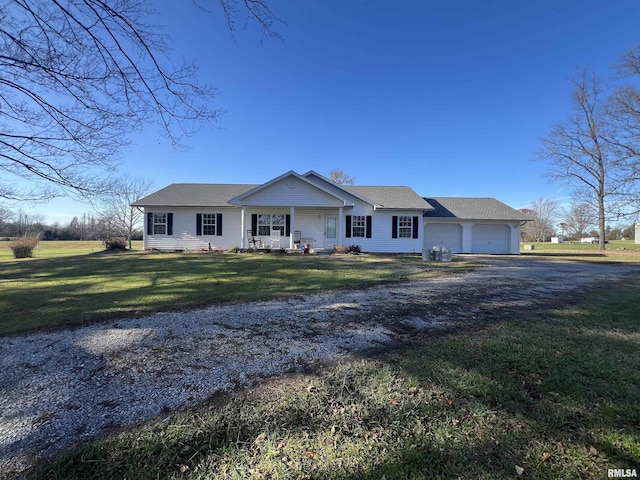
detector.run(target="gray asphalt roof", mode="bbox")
[348,186,433,210]
[132,184,258,207]
[133,182,432,210]
[423,197,532,221]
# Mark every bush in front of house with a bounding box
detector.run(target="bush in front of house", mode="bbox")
[333,244,362,255]
[9,236,39,258]
[348,244,362,254]
[104,236,128,251]
[333,244,349,254]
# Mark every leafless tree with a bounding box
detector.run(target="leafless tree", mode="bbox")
[611,46,640,214]
[13,208,45,237]
[537,71,623,250]
[0,0,279,201]
[562,201,597,240]
[94,174,153,249]
[0,205,13,235]
[328,169,356,186]
[520,198,559,243]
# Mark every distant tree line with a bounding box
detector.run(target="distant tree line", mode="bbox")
[0,209,143,242]
[520,198,636,243]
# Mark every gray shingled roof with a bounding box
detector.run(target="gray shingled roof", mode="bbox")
[133,181,432,210]
[423,197,531,221]
[132,184,258,207]
[348,186,432,210]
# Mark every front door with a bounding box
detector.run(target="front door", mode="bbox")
[325,215,337,247]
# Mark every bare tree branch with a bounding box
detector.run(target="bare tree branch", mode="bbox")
[0,0,280,201]
[536,70,629,250]
[92,174,153,248]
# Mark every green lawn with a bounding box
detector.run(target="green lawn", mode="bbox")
[0,239,143,260]
[0,242,464,335]
[521,240,640,262]
[25,279,640,479]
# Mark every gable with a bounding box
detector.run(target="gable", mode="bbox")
[229,172,350,207]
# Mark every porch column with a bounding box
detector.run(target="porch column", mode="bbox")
[241,207,247,248]
[290,206,295,249]
[338,207,344,246]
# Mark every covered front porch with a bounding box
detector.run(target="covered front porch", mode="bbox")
[239,206,346,251]
[228,171,356,251]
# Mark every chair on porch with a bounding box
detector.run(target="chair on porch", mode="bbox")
[247,230,261,249]
[293,230,302,248]
[270,228,281,248]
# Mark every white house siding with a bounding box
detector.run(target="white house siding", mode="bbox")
[509,223,522,254]
[290,208,337,249]
[345,206,423,253]
[240,178,345,207]
[143,207,242,251]
[269,204,424,253]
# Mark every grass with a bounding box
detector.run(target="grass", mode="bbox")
[0,241,470,335]
[521,240,640,263]
[0,239,136,260]
[24,279,640,479]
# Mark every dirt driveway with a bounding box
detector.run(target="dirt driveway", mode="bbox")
[1,256,638,475]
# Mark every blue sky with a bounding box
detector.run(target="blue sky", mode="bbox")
[36,0,640,224]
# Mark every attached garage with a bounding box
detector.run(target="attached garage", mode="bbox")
[424,223,462,253]
[423,197,532,255]
[472,224,510,254]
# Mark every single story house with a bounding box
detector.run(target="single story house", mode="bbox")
[132,170,529,255]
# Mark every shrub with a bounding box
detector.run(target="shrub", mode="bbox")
[348,244,362,254]
[9,236,39,258]
[333,244,349,255]
[104,236,128,251]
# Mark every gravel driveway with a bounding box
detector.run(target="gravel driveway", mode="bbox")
[1,256,638,475]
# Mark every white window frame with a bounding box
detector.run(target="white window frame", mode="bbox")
[202,213,217,236]
[258,214,285,236]
[258,214,271,236]
[398,216,413,238]
[153,213,167,235]
[352,215,366,238]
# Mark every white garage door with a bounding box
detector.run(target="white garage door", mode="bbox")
[472,224,510,254]
[424,223,462,253]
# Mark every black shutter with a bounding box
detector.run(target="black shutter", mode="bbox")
[345,216,352,238]
[251,214,257,236]
[147,212,153,235]
[167,213,173,236]
[392,216,398,239]
[285,214,291,236]
[366,216,372,238]
[196,213,202,236]
[216,213,223,236]
[412,216,419,239]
